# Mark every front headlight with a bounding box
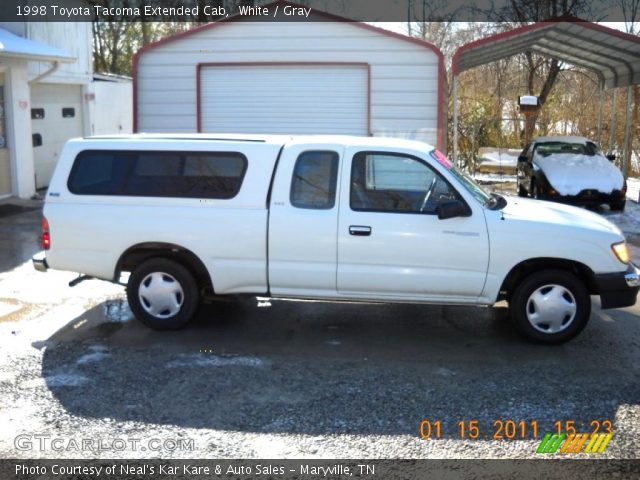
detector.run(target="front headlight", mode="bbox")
[612,241,630,264]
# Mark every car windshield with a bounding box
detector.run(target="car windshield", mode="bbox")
[534,141,600,157]
[429,150,491,205]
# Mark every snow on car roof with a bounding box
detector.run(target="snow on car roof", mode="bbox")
[534,136,592,145]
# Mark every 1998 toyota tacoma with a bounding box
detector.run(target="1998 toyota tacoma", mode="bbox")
[33,134,639,343]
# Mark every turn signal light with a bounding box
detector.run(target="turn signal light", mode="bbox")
[42,216,50,250]
[611,242,630,264]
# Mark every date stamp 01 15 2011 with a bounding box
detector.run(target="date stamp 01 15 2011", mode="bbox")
[419,418,614,453]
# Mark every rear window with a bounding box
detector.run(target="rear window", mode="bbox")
[68,150,247,199]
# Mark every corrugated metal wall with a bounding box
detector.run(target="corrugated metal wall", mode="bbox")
[136,21,440,145]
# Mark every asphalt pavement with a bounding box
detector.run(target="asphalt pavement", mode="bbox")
[0,205,638,460]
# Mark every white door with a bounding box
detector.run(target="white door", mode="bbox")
[268,143,342,297]
[31,83,84,189]
[0,73,10,196]
[337,149,489,301]
[200,64,368,135]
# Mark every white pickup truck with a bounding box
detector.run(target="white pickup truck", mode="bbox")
[33,134,639,344]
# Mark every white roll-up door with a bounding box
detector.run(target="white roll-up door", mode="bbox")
[199,64,368,135]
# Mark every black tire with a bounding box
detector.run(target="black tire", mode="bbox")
[531,182,540,200]
[610,199,626,212]
[517,184,527,197]
[509,270,591,344]
[127,258,200,330]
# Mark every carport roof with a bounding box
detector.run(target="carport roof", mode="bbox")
[452,16,640,89]
[0,27,74,63]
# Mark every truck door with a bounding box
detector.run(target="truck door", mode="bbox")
[268,143,343,296]
[337,149,489,301]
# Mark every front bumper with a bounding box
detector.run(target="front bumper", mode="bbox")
[594,263,640,309]
[544,190,625,206]
[32,252,49,272]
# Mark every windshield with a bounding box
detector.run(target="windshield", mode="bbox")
[429,150,491,204]
[534,141,600,157]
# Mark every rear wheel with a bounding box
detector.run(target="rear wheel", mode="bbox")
[127,258,200,330]
[509,270,591,344]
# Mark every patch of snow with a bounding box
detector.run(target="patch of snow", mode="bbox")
[477,148,520,168]
[88,344,108,353]
[474,173,517,184]
[44,372,89,387]
[534,152,624,196]
[0,301,21,318]
[249,435,297,457]
[166,354,268,369]
[603,198,640,236]
[103,299,132,323]
[434,367,456,377]
[76,351,109,366]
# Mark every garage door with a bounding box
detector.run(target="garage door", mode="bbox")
[31,83,84,189]
[199,64,369,135]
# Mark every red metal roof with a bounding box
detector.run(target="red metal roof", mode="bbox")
[452,16,640,88]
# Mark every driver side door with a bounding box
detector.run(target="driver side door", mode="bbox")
[337,150,489,301]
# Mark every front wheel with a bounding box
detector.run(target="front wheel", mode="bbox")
[127,258,200,330]
[610,199,626,212]
[509,270,591,344]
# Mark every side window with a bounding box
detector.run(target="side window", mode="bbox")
[290,151,339,209]
[68,151,128,195]
[350,152,458,214]
[68,150,247,199]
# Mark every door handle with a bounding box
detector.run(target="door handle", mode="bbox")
[349,225,372,236]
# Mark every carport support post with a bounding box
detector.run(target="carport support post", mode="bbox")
[622,85,633,179]
[608,89,618,153]
[453,75,459,166]
[596,84,604,145]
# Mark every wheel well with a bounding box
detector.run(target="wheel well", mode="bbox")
[115,243,213,292]
[498,258,597,302]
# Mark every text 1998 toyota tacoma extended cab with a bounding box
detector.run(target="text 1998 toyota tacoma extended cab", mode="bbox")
[33,134,639,344]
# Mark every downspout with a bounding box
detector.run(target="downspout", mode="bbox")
[28,61,60,84]
[452,75,459,166]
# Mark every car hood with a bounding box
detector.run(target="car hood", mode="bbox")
[500,196,623,237]
[534,153,624,196]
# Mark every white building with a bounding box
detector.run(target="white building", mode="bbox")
[0,23,132,199]
[134,7,445,151]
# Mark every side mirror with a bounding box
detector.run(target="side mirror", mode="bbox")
[436,199,467,220]
[606,154,616,162]
[518,155,528,163]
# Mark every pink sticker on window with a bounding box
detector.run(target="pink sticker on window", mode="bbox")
[430,150,453,169]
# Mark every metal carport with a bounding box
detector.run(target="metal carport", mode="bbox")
[451,17,640,177]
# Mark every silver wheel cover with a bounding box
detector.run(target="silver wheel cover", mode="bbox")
[138,272,184,319]
[526,284,577,334]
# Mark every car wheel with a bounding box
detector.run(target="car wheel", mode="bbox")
[127,258,200,330]
[610,199,626,212]
[510,270,591,344]
[531,182,540,199]
[518,184,527,197]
